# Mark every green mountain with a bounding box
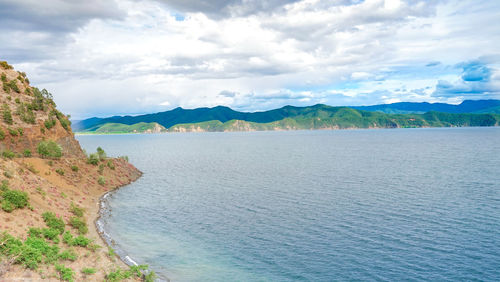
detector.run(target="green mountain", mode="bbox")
[82,122,166,134]
[75,105,500,133]
[73,100,500,132]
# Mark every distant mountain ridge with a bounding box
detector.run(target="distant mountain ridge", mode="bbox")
[73,100,500,133]
[352,100,500,114]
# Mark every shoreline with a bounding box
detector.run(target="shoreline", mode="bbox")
[75,125,500,135]
[94,172,170,282]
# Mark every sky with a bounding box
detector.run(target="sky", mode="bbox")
[0,0,499,119]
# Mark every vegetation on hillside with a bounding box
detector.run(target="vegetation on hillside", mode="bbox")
[81,107,500,133]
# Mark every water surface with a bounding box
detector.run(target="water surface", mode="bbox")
[77,128,500,281]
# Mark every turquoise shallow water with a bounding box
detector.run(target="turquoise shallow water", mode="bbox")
[77,128,500,281]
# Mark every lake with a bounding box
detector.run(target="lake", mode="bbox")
[77,127,500,281]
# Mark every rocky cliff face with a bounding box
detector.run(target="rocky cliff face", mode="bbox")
[0,61,84,158]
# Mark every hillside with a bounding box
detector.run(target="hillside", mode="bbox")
[0,61,149,281]
[73,100,500,132]
[75,103,500,134]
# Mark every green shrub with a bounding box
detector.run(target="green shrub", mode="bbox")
[82,268,96,275]
[69,216,88,234]
[55,264,75,282]
[0,233,60,270]
[42,211,65,234]
[1,200,14,212]
[98,176,106,186]
[0,128,4,140]
[17,127,23,136]
[97,147,106,160]
[59,249,77,261]
[37,140,62,159]
[28,227,43,238]
[55,168,65,176]
[70,235,91,247]
[59,118,71,131]
[23,149,32,157]
[2,103,13,125]
[87,153,99,165]
[44,118,56,129]
[98,164,105,174]
[2,189,29,208]
[105,269,132,282]
[70,202,84,217]
[107,160,115,170]
[8,127,17,136]
[42,228,60,243]
[119,156,129,162]
[71,165,79,172]
[62,231,73,244]
[2,150,15,159]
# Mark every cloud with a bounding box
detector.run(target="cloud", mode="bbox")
[432,60,500,98]
[0,0,125,62]
[1,0,500,118]
[154,0,301,18]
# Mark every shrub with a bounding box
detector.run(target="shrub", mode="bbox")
[59,249,77,261]
[55,168,65,176]
[70,165,79,172]
[44,118,56,129]
[3,170,13,178]
[28,227,43,238]
[0,128,4,140]
[82,268,96,275]
[23,149,32,157]
[69,216,88,234]
[0,61,13,69]
[107,160,115,170]
[42,228,60,243]
[55,264,74,281]
[98,176,106,186]
[17,127,23,136]
[97,147,106,160]
[2,150,15,159]
[71,235,91,247]
[1,200,14,212]
[2,103,13,125]
[59,118,71,131]
[87,153,99,165]
[2,189,29,208]
[42,211,65,234]
[70,202,84,217]
[106,269,132,282]
[119,156,129,162]
[8,127,17,136]
[63,231,73,244]
[98,164,104,174]
[37,140,62,159]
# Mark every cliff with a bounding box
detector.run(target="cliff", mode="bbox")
[0,61,149,281]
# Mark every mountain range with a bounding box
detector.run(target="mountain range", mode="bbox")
[73,100,500,133]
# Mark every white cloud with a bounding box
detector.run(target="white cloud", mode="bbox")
[0,0,499,118]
